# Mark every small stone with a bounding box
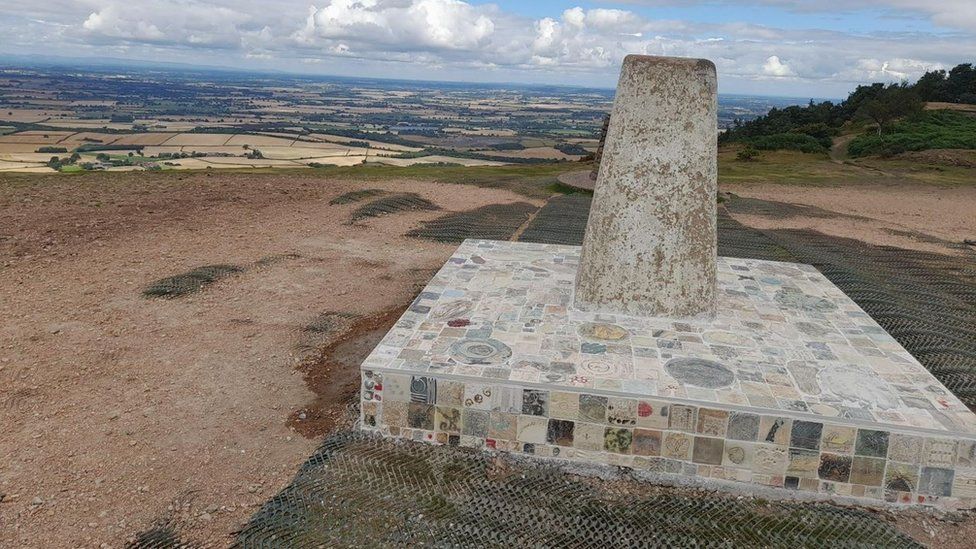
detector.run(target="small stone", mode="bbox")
[31,497,43,506]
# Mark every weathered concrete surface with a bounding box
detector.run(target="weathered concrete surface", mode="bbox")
[575,55,718,318]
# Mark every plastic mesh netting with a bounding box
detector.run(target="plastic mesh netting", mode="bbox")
[517,194,592,246]
[406,202,539,243]
[235,430,921,548]
[349,193,440,223]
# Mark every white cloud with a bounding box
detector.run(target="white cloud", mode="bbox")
[80,1,254,47]
[293,0,496,52]
[762,55,795,77]
[0,1,971,95]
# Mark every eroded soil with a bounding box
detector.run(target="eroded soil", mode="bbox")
[0,171,540,547]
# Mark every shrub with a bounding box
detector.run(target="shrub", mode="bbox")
[555,142,590,156]
[736,147,761,161]
[747,133,828,154]
[847,110,976,157]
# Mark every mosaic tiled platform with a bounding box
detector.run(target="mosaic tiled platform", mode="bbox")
[360,239,976,509]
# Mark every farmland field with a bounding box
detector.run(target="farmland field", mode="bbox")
[0,65,803,174]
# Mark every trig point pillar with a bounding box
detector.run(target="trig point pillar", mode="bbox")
[575,55,718,318]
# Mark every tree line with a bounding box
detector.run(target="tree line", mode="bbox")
[720,62,976,152]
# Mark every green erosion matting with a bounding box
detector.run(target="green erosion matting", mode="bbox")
[407,202,539,243]
[235,430,922,548]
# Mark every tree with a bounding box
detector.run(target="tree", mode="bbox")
[856,85,922,136]
[914,69,947,102]
[946,64,976,103]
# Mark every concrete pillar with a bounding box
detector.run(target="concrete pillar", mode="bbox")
[574,55,717,319]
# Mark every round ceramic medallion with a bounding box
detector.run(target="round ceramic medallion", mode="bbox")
[449,338,512,365]
[579,358,618,377]
[577,322,629,341]
[665,357,735,389]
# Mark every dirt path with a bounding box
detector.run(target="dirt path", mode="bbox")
[0,172,541,547]
[829,134,854,163]
[723,182,976,255]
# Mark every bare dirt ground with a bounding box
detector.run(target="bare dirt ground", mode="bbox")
[0,171,541,547]
[723,182,976,255]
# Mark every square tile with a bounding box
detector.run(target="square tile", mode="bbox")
[696,409,729,437]
[549,391,579,420]
[887,434,923,464]
[758,416,792,446]
[435,406,462,434]
[632,429,663,457]
[753,444,788,475]
[957,440,976,468]
[918,467,954,497]
[604,428,633,454]
[578,394,608,423]
[850,456,886,486]
[722,441,755,468]
[546,419,575,446]
[517,415,548,444]
[854,429,889,458]
[408,403,435,430]
[574,422,606,452]
[727,412,760,441]
[462,409,489,437]
[820,425,856,454]
[952,469,976,499]
[410,376,437,404]
[607,398,638,426]
[693,437,725,465]
[384,373,413,402]
[819,454,852,482]
[488,411,517,440]
[522,389,549,416]
[669,405,697,432]
[884,462,919,493]
[461,383,491,409]
[662,431,693,461]
[382,401,409,428]
[790,421,823,450]
[787,449,820,478]
[923,438,957,467]
[636,400,669,429]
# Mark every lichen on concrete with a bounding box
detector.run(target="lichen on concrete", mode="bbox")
[575,55,718,319]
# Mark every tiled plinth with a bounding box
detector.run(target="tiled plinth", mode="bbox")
[360,240,976,510]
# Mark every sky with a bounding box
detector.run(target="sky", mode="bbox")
[0,1,974,97]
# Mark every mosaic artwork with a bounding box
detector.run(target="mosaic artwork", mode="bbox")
[360,240,976,509]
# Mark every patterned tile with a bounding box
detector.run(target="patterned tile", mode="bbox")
[727,412,760,442]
